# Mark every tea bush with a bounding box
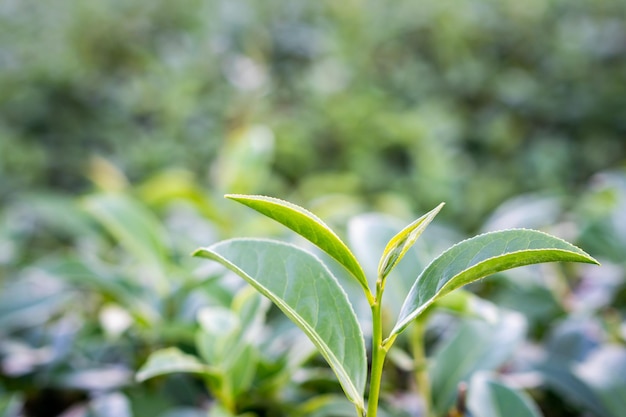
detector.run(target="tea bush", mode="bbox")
[0,0,625,415]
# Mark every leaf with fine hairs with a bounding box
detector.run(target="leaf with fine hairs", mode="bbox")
[225,194,370,298]
[388,229,599,342]
[377,202,444,282]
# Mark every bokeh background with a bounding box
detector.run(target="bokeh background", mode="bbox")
[1,0,625,416]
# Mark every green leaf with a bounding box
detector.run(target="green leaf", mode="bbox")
[82,193,171,294]
[225,194,371,299]
[42,256,160,326]
[193,238,367,412]
[136,348,217,382]
[293,395,366,417]
[430,307,527,415]
[82,193,169,266]
[377,202,444,281]
[389,229,599,341]
[0,393,22,417]
[196,307,241,366]
[576,346,626,417]
[228,344,259,397]
[467,372,543,417]
[537,359,612,417]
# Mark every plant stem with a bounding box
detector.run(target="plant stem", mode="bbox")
[367,282,387,417]
[412,319,433,417]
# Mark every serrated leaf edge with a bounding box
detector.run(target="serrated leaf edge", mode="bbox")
[387,228,598,341]
[225,194,371,298]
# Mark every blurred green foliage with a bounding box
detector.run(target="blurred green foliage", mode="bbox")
[1,0,625,416]
[1,0,625,229]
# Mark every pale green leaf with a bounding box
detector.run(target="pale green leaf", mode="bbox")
[0,393,22,417]
[576,346,626,417]
[82,193,171,294]
[229,344,259,396]
[467,372,543,417]
[430,308,527,415]
[196,307,241,366]
[193,238,367,412]
[378,202,444,281]
[389,229,599,340]
[82,193,168,265]
[293,394,366,417]
[225,194,370,298]
[136,348,217,382]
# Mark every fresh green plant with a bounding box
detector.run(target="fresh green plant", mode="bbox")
[136,284,328,417]
[193,195,599,417]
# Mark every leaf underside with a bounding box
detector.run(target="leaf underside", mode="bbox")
[193,238,367,411]
[136,348,216,382]
[390,229,599,339]
[225,194,370,296]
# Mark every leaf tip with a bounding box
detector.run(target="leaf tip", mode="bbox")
[191,247,210,258]
[224,193,243,200]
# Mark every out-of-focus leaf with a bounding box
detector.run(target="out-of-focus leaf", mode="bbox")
[378,202,444,281]
[467,372,543,417]
[157,408,207,417]
[232,287,270,341]
[577,171,626,263]
[228,344,258,396]
[194,238,367,412]
[293,393,395,417]
[59,367,132,391]
[0,341,55,376]
[430,308,527,415]
[40,256,159,326]
[481,194,564,232]
[293,394,365,417]
[546,317,602,363]
[536,359,612,417]
[576,346,626,417]
[0,271,73,331]
[136,348,217,382]
[196,306,241,367]
[389,229,598,340]
[138,169,224,224]
[213,125,275,195]
[490,277,565,329]
[431,289,501,323]
[82,193,169,267]
[88,392,132,417]
[225,194,371,298]
[0,393,22,417]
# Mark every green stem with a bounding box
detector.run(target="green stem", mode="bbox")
[412,318,433,417]
[367,281,387,417]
